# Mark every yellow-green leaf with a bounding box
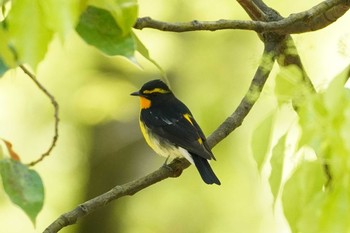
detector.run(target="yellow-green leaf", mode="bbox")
[275,65,309,107]
[40,0,82,39]
[0,25,17,69]
[251,112,275,172]
[269,134,286,203]
[282,160,326,233]
[6,0,53,69]
[0,159,44,225]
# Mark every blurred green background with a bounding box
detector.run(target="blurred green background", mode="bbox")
[0,0,350,233]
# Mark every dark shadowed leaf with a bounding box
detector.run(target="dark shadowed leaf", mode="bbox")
[0,58,8,77]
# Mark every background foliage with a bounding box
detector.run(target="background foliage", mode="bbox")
[0,0,350,232]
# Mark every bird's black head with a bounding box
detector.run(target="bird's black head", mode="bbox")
[131,79,172,99]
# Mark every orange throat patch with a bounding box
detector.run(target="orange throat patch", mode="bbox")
[140,97,151,109]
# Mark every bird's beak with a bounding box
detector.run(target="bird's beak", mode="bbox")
[131,91,141,96]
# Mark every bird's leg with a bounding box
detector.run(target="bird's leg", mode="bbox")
[163,155,171,165]
[162,155,173,171]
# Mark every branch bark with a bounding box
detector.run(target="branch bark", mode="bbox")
[134,0,349,34]
[236,0,316,93]
[43,0,349,232]
[43,30,285,233]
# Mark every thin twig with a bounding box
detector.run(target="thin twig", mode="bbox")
[19,65,59,166]
[134,0,349,34]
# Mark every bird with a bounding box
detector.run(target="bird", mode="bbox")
[131,79,220,185]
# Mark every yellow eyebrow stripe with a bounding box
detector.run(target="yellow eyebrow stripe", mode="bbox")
[143,88,169,94]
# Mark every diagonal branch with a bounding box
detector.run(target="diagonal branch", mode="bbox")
[43,0,348,232]
[134,0,349,34]
[42,31,284,233]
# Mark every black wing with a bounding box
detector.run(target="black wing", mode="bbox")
[141,100,214,160]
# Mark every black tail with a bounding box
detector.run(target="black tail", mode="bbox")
[191,154,221,185]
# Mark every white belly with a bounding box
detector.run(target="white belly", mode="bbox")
[139,121,194,164]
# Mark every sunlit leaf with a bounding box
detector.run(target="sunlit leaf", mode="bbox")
[0,0,11,6]
[298,183,350,233]
[275,65,305,106]
[282,160,326,233]
[6,0,53,69]
[324,64,350,117]
[40,0,82,39]
[0,159,44,225]
[298,65,350,162]
[76,6,135,58]
[251,112,275,172]
[114,0,138,34]
[269,133,286,203]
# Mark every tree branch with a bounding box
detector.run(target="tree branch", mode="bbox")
[236,0,316,93]
[134,0,349,34]
[19,65,60,166]
[43,158,190,233]
[43,0,349,232]
[42,29,285,233]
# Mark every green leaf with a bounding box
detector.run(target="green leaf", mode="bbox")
[275,65,308,106]
[297,182,350,233]
[298,65,350,162]
[87,0,138,35]
[76,6,136,58]
[113,0,138,35]
[40,0,82,39]
[6,0,53,69]
[0,142,4,160]
[251,112,275,172]
[0,0,11,6]
[0,158,44,225]
[269,133,287,203]
[324,64,350,115]
[282,160,326,233]
[0,25,17,69]
[0,57,8,77]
